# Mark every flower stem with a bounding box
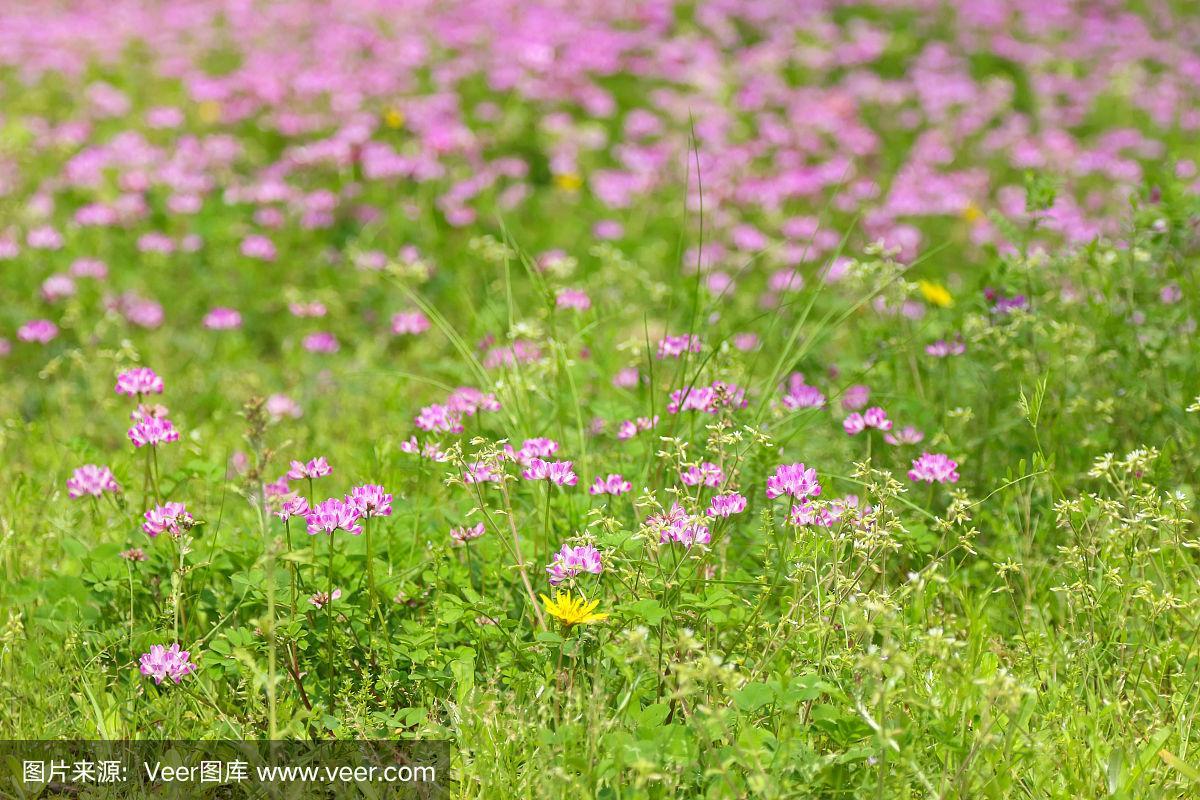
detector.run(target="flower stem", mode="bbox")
[126,561,135,663]
[259,491,278,739]
[150,445,162,505]
[326,531,336,719]
[285,519,297,619]
[365,516,378,624]
[142,449,153,513]
[172,535,184,641]
[498,481,547,629]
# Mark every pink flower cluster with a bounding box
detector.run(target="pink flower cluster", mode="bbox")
[305,497,363,536]
[843,407,893,435]
[203,307,242,330]
[589,474,632,496]
[115,367,164,396]
[414,387,501,435]
[545,544,603,586]
[681,462,725,488]
[447,387,501,416]
[450,522,486,544]
[508,438,558,464]
[706,492,747,518]
[415,404,463,434]
[391,311,431,336]
[347,484,393,518]
[616,416,657,440]
[791,496,862,528]
[302,332,339,353]
[287,457,332,480]
[2,0,1194,363]
[18,319,58,343]
[555,289,591,311]
[143,501,194,537]
[884,426,925,446]
[781,373,826,410]
[400,437,450,462]
[139,643,197,685]
[842,386,870,410]
[288,301,326,318]
[766,463,821,501]
[463,461,501,484]
[67,464,120,498]
[128,415,180,448]
[301,481,393,535]
[667,381,748,415]
[266,394,302,420]
[42,274,75,302]
[649,503,711,548]
[521,458,578,487]
[483,340,542,370]
[309,588,342,609]
[657,334,702,359]
[275,495,310,521]
[925,337,966,357]
[908,453,960,484]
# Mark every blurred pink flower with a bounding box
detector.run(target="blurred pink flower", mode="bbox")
[287,457,332,480]
[203,307,242,330]
[302,332,339,353]
[391,311,431,335]
[67,465,120,499]
[17,319,58,343]
[589,474,632,496]
[451,522,485,544]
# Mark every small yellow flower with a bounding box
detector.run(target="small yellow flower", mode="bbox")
[197,101,221,125]
[541,591,608,627]
[918,280,953,308]
[961,202,984,225]
[553,173,583,192]
[383,108,406,129]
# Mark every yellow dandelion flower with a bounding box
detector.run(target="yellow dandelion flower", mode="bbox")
[918,280,953,308]
[553,173,583,192]
[540,591,608,628]
[384,108,406,129]
[961,202,984,224]
[197,100,222,125]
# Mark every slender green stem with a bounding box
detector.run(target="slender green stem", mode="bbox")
[172,535,184,641]
[142,449,153,513]
[365,516,378,624]
[497,480,547,629]
[126,561,135,662]
[151,445,162,505]
[464,540,477,594]
[260,491,278,738]
[326,531,336,719]
[285,519,297,619]
[542,483,553,567]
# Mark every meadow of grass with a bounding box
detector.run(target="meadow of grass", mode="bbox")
[2,1,1200,798]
